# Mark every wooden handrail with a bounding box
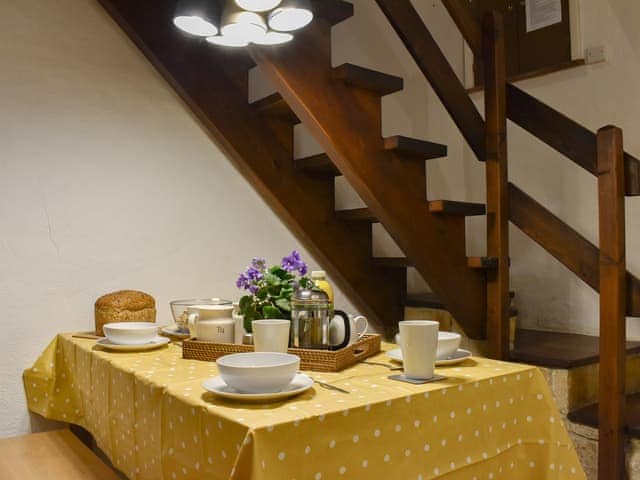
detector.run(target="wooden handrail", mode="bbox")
[596,125,626,480]
[483,11,510,359]
[442,2,640,196]
[509,182,640,317]
[507,84,640,195]
[374,0,486,161]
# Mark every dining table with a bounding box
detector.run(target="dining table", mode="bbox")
[23,333,586,479]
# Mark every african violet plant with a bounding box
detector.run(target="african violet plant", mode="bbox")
[236,251,313,332]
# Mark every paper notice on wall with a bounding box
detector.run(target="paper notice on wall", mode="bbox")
[525,0,562,32]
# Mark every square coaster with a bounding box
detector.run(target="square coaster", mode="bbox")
[388,374,447,385]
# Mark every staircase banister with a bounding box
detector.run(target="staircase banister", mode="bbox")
[509,181,640,317]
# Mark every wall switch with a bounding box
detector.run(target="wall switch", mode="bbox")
[585,46,606,64]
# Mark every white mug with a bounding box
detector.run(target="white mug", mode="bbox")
[252,319,291,353]
[399,320,439,380]
[187,304,235,343]
[329,314,368,346]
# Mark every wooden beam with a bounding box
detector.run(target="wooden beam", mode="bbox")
[374,0,486,161]
[506,84,640,196]
[483,12,510,360]
[509,182,640,318]
[596,125,626,480]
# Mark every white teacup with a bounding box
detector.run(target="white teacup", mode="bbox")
[329,314,368,346]
[187,304,235,343]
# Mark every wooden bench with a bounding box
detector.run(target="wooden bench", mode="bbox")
[0,429,121,479]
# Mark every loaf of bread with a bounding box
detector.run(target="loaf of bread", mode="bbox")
[94,290,156,336]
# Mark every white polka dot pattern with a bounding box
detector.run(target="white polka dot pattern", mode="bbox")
[22,335,586,480]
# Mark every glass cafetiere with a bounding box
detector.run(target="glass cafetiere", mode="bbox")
[290,287,350,350]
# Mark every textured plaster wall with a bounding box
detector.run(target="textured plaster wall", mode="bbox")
[0,0,354,437]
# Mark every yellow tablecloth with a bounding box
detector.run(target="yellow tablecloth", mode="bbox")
[24,334,585,480]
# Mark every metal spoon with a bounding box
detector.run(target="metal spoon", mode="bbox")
[362,361,403,371]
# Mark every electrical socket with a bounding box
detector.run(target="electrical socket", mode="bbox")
[585,46,606,64]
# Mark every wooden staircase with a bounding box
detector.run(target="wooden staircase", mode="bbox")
[99,0,640,477]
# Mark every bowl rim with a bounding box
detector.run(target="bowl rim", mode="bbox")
[103,322,159,331]
[217,352,300,369]
[438,331,461,340]
[170,298,232,307]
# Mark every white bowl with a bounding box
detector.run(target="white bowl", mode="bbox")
[436,331,462,358]
[103,322,159,345]
[216,352,300,393]
[394,331,462,359]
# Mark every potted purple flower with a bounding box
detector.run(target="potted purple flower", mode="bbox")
[236,251,313,333]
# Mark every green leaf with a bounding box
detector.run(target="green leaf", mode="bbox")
[238,295,253,315]
[264,272,281,286]
[275,297,290,312]
[268,284,282,297]
[262,305,283,319]
[270,266,290,281]
[256,287,268,300]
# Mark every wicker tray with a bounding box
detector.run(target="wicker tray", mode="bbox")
[182,334,381,372]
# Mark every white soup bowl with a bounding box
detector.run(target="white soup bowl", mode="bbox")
[216,352,300,393]
[103,322,159,345]
[395,331,462,359]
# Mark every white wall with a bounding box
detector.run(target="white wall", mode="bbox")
[0,0,354,438]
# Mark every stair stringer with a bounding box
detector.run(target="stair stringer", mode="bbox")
[249,21,488,338]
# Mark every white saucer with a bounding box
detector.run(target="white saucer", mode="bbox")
[202,373,314,401]
[96,336,170,351]
[161,325,190,339]
[387,348,472,366]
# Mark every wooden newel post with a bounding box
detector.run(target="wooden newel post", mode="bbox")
[597,125,627,480]
[483,11,510,360]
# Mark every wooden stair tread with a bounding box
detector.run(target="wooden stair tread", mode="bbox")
[333,63,403,95]
[510,328,640,369]
[405,291,516,314]
[373,257,412,268]
[568,393,640,437]
[312,0,354,26]
[429,200,486,216]
[336,208,377,222]
[295,153,340,176]
[0,430,121,480]
[384,135,447,160]
[251,92,299,123]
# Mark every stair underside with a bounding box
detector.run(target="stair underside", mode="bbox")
[568,393,640,438]
[511,329,640,369]
[384,135,448,160]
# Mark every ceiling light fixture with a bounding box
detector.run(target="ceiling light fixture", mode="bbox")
[173,0,220,37]
[252,30,294,45]
[235,0,282,13]
[206,35,250,47]
[221,6,268,43]
[268,0,313,32]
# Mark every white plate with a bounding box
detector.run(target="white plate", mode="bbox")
[387,348,473,366]
[96,336,170,351]
[202,373,314,401]
[161,325,190,339]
